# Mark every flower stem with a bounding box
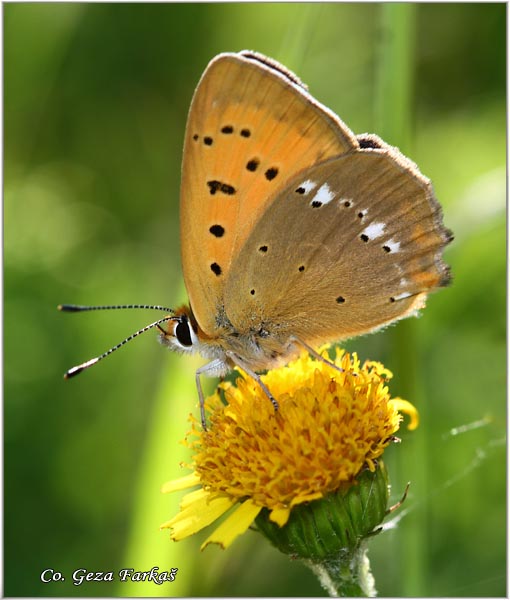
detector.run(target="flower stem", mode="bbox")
[305,544,376,597]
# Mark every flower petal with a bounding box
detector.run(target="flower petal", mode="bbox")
[161,490,235,540]
[269,507,291,527]
[389,398,420,430]
[161,472,201,493]
[290,491,323,507]
[201,498,262,550]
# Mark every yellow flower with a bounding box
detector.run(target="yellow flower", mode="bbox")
[161,347,418,551]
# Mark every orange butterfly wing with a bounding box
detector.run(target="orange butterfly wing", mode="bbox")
[223,140,452,347]
[180,51,358,336]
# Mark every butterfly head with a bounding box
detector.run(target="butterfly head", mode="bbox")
[158,305,202,355]
[158,305,233,382]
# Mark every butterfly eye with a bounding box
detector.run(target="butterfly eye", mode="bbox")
[174,317,193,347]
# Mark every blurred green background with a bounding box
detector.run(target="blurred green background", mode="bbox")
[4,3,505,597]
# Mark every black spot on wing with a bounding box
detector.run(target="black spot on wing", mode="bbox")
[246,158,259,172]
[209,225,225,238]
[265,167,278,181]
[210,263,222,276]
[207,181,236,196]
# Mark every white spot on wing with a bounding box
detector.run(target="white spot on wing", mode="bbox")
[393,291,413,301]
[311,183,335,206]
[298,180,317,195]
[386,238,401,253]
[362,221,386,239]
[399,277,408,287]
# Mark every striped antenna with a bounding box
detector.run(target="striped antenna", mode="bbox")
[58,304,175,314]
[58,303,177,378]
[62,315,176,379]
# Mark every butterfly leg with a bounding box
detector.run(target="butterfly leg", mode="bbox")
[195,358,229,430]
[291,337,347,375]
[226,352,280,413]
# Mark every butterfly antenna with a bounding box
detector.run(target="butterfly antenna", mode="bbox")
[58,303,175,314]
[62,315,176,379]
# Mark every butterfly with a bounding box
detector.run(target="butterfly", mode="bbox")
[61,51,453,428]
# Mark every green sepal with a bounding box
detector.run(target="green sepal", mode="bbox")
[255,461,389,561]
